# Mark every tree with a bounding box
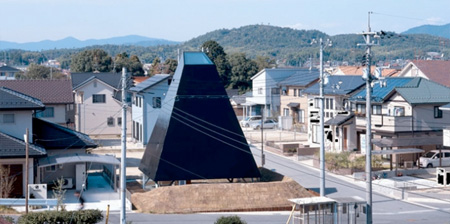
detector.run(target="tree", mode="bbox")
[227,53,258,93]
[52,177,67,211]
[70,49,113,72]
[15,64,66,80]
[254,56,276,71]
[150,57,162,76]
[114,53,144,75]
[0,165,16,198]
[201,40,231,87]
[163,58,178,75]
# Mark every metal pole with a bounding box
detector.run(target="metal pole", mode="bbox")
[365,11,373,224]
[120,67,127,224]
[319,38,326,197]
[261,110,265,167]
[25,128,29,214]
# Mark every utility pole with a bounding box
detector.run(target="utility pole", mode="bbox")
[120,67,127,224]
[261,112,265,167]
[357,11,384,224]
[312,38,331,197]
[24,128,29,214]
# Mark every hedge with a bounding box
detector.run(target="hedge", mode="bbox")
[18,209,103,224]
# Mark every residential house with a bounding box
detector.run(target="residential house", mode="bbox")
[303,75,365,152]
[245,68,314,119]
[278,69,319,131]
[71,72,132,137]
[397,60,450,87]
[0,65,20,80]
[350,77,450,165]
[0,87,46,197]
[129,74,171,146]
[1,86,118,197]
[0,79,74,127]
[332,66,399,77]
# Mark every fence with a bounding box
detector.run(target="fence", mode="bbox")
[0,198,58,210]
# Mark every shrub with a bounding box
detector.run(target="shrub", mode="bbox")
[0,215,15,224]
[18,209,103,224]
[215,215,247,224]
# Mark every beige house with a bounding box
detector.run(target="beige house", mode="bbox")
[351,77,450,166]
[397,60,450,87]
[278,69,319,131]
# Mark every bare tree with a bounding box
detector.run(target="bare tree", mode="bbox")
[52,177,67,211]
[0,165,16,198]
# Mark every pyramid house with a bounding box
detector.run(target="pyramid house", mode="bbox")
[139,52,260,181]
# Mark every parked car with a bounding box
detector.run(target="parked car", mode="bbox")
[240,116,262,127]
[250,119,278,130]
[419,149,450,168]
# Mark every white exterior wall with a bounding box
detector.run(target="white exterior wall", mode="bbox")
[131,79,170,145]
[398,63,427,78]
[413,104,450,131]
[74,80,131,136]
[37,104,67,124]
[0,110,33,142]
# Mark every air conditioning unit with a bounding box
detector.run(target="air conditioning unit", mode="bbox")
[61,178,73,189]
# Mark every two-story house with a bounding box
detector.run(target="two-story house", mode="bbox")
[350,77,450,165]
[129,74,171,146]
[0,79,74,127]
[245,68,316,119]
[0,65,20,80]
[278,69,319,130]
[397,60,450,87]
[304,75,365,151]
[71,72,132,137]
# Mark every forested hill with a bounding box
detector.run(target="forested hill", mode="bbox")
[4,25,450,68]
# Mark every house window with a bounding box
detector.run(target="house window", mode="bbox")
[372,105,382,115]
[325,98,329,109]
[258,88,263,95]
[117,117,122,126]
[298,109,305,123]
[107,117,114,126]
[314,98,320,109]
[329,99,334,110]
[92,94,106,103]
[36,107,54,118]
[153,97,161,108]
[45,165,56,172]
[293,89,297,97]
[271,88,280,94]
[0,72,5,77]
[2,114,14,123]
[298,89,303,97]
[434,106,443,118]
[283,108,289,116]
[394,106,405,116]
[356,104,366,116]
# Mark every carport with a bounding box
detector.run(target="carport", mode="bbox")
[372,148,424,174]
[38,153,120,191]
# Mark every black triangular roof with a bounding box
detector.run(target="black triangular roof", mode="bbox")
[139,52,260,181]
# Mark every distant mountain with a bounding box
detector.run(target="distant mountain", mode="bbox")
[0,35,179,51]
[402,23,450,39]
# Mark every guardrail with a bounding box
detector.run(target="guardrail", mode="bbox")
[0,198,58,210]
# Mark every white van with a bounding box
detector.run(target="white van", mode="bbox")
[419,150,450,168]
[240,116,262,127]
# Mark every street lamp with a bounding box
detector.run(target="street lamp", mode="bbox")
[312,38,332,197]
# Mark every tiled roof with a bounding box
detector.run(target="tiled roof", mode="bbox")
[303,75,365,96]
[71,72,122,90]
[412,60,450,87]
[0,132,46,158]
[0,87,45,110]
[278,69,319,87]
[0,79,73,104]
[0,65,20,72]
[129,74,170,92]
[334,66,399,77]
[396,78,450,104]
[33,118,97,149]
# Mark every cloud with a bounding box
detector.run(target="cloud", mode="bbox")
[425,17,445,25]
[284,23,310,30]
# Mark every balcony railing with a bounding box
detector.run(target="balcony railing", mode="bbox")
[356,114,413,132]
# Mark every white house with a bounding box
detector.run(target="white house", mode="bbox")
[129,74,171,146]
[397,60,450,87]
[303,75,365,152]
[245,68,311,119]
[71,72,132,137]
[0,65,20,80]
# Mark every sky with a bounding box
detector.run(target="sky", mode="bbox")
[1,0,450,43]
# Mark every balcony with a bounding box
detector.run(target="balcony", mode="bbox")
[356,114,413,133]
